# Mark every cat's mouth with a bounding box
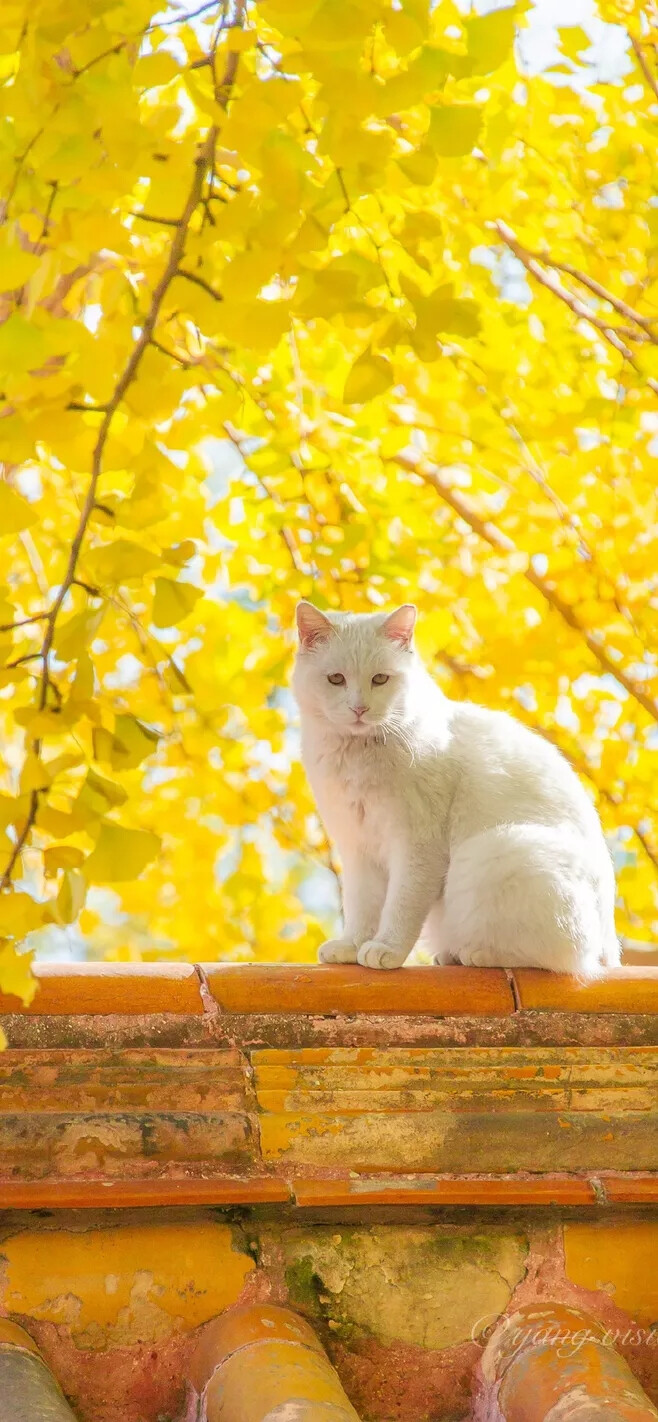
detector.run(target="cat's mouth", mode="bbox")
[347,719,382,737]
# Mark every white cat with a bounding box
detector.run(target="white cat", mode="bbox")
[292,601,620,976]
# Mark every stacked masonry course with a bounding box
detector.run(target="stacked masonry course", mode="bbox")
[0,962,657,1421]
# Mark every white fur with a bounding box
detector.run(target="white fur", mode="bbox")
[292,603,620,976]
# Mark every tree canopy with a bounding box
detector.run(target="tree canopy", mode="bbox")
[0,0,657,999]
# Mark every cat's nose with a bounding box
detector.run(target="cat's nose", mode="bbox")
[352,704,368,718]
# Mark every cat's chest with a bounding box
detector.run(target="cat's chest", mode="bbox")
[308,741,398,844]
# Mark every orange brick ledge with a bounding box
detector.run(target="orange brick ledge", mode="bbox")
[0,962,204,1015]
[0,1172,656,1211]
[0,961,657,1017]
[290,1173,647,1208]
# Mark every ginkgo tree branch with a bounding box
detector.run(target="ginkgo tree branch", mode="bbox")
[0,612,48,634]
[629,32,658,104]
[395,451,658,728]
[495,221,658,398]
[0,6,245,891]
[522,256,657,342]
[35,129,218,704]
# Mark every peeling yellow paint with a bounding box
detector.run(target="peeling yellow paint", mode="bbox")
[0,1222,254,1348]
[260,1113,344,1159]
[564,1222,658,1324]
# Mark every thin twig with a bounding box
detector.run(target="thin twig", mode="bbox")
[223,419,310,574]
[40,182,58,240]
[156,1,219,27]
[0,613,48,633]
[506,423,644,644]
[1,127,44,219]
[36,126,220,703]
[150,336,192,367]
[72,579,101,597]
[130,211,181,227]
[178,268,223,301]
[67,402,108,413]
[72,41,127,79]
[495,221,658,398]
[630,32,658,103]
[5,652,41,668]
[532,257,657,341]
[1,791,39,887]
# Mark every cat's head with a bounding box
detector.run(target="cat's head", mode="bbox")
[292,602,417,735]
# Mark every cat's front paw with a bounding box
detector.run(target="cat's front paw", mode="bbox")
[357,939,407,970]
[318,937,359,964]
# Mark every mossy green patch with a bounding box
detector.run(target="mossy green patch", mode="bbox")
[281,1226,528,1350]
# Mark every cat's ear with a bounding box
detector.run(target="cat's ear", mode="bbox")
[383,604,416,648]
[296,601,334,650]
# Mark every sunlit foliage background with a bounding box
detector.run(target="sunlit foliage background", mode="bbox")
[0,0,657,994]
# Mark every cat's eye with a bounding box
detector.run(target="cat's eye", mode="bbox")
[372,673,389,685]
[327,673,346,686]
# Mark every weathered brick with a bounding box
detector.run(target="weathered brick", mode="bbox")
[292,1175,597,1206]
[0,963,204,1015]
[204,963,515,1016]
[512,968,658,1015]
[0,1048,247,1113]
[0,1111,253,1178]
[260,1108,658,1173]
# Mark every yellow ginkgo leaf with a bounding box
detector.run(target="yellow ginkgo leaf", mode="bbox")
[109,716,160,771]
[428,104,482,157]
[77,769,128,817]
[0,236,40,289]
[152,577,203,628]
[55,606,105,663]
[0,892,44,939]
[0,481,37,535]
[43,846,86,878]
[84,823,161,884]
[133,52,180,87]
[54,868,87,925]
[0,942,37,1005]
[86,539,161,585]
[557,25,590,59]
[343,349,393,404]
[467,8,516,73]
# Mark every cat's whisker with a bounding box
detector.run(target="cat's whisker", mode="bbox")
[385,715,417,765]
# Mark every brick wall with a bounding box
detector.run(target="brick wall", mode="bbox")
[0,962,656,1421]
